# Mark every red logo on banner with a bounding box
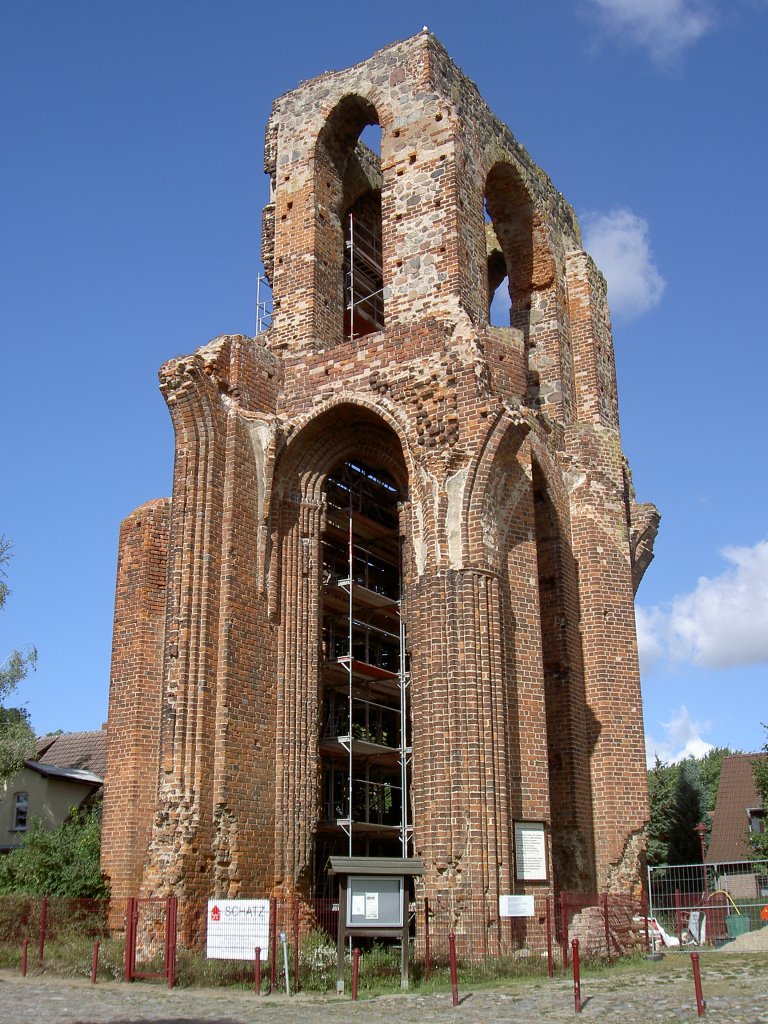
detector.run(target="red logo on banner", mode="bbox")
[211,905,221,922]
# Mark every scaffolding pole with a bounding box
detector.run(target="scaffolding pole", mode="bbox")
[347,508,354,857]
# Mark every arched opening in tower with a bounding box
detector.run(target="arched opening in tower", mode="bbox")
[483,164,534,330]
[313,456,410,895]
[316,98,385,343]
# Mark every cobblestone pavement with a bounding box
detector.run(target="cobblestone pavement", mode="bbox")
[2,954,767,1023]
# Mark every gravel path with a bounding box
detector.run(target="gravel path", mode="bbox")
[2,952,767,1023]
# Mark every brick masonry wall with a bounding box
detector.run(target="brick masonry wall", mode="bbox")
[103,31,657,930]
[102,499,170,897]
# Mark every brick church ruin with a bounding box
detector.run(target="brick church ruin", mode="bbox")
[102,32,659,927]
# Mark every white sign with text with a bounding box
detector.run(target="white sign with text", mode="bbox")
[499,894,535,917]
[206,899,270,960]
[514,821,547,881]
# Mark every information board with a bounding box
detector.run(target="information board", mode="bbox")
[499,894,535,917]
[346,875,403,928]
[206,899,270,960]
[514,821,548,881]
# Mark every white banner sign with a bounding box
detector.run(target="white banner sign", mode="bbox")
[499,894,535,918]
[206,899,270,960]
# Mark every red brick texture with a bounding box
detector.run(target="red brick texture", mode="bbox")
[102,499,170,896]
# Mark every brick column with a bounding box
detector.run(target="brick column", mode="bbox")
[141,355,228,912]
[568,430,648,892]
[102,498,170,898]
[409,566,548,953]
[273,496,324,893]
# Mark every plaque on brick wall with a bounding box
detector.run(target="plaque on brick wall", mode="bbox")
[514,821,548,882]
[499,894,535,917]
[206,899,270,960]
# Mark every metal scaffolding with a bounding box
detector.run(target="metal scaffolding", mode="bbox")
[345,212,384,338]
[255,273,272,335]
[316,460,411,891]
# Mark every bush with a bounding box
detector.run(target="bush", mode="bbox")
[0,806,109,898]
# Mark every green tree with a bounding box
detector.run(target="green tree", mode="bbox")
[749,726,768,859]
[647,756,678,865]
[0,536,37,779]
[667,758,706,866]
[0,805,108,898]
[647,748,736,867]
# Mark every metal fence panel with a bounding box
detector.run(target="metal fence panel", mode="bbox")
[0,890,662,988]
[648,859,768,950]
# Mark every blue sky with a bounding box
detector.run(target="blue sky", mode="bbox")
[2,1,767,763]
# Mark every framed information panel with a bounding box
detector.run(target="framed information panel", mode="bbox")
[345,875,404,928]
[514,821,548,882]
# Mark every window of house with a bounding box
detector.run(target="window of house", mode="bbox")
[748,808,764,834]
[13,792,28,830]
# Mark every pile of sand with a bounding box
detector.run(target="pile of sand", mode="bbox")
[720,922,768,952]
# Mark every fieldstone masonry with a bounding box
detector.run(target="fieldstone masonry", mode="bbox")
[102,31,659,944]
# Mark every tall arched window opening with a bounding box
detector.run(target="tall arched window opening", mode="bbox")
[316,101,385,343]
[483,164,534,329]
[313,456,410,895]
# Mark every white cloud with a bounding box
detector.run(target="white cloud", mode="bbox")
[668,540,768,668]
[635,605,665,674]
[582,209,666,321]
[645,705,714,766]
[584,0,717,63]
[636,538,768,672]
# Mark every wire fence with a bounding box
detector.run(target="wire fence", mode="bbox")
[648,859,768,950]
[0,891,658,991]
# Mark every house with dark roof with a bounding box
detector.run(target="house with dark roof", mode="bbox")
[0,730,106,853]
[705,753,767,899]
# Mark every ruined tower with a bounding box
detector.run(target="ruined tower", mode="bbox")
[102,32,659,929]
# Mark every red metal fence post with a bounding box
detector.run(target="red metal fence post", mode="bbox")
[545,896,554,977]
[691,952,706,1016]
[91,941,100,984]
[448,932,459,1007]
[269,897,278,993]
[38,895,48,966]
[351,947,360,1001]
[572,938,582,1013]
[21,938,28,977]
[603,893,612,962]
[293,897,300,994]
[123,898,136,983]
[254,947,261,995]
[165,897,177,988]
[424,897,431,981]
